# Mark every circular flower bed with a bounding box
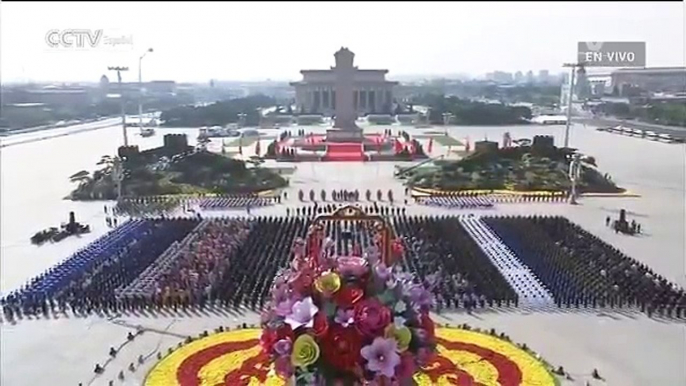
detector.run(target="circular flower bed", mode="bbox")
[144,328,557,386]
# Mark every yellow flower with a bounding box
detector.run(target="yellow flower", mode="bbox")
[385,324,412,352]
[314,271,341,296]
[291,334,320,368]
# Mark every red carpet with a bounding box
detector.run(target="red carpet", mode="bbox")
[323,142,366,161]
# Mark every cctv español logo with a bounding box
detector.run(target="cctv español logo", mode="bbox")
[45,29,134,51]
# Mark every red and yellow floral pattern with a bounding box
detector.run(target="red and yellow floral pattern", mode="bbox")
[144,328,556,386]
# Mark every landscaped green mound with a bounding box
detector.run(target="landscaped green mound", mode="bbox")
[68,142,287,201]
[405,139,623,194]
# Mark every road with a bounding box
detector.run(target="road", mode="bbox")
[0,116,147,148]
[575,117,686,140]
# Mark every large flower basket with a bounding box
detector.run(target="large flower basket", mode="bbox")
[260,206,437,385]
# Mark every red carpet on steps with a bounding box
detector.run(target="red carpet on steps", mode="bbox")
[323,142,366,161]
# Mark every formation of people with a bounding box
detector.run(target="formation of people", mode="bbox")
[393,215,518,311]
[297,188,397,203]
[485,215,685,316]
[286,203,407,218]
[417,195,494,209]
[2,218,199,321]
[3,209,683,322]
[198,195,278,210]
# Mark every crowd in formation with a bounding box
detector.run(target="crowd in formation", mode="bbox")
[485,216,686,316]
[393,215,519,310]
[297,188,398,203]
[197,195,278,210]
[417,195,495,209]
[286,203,407,218]
[3,209,684,321]
[118,219,252,304]
[2,218,199,319]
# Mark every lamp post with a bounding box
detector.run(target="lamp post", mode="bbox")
[442,112,453,135]
[562,62,585,148]
[108,66,130,146]
[138,48,154,130]
[568,153,582,205]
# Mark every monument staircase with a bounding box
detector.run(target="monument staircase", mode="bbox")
[323,142,366,161]
[458,215,555,307]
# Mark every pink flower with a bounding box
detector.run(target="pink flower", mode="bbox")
[354,298,391,337]
[361,337,401,378]
[337,256,368,277]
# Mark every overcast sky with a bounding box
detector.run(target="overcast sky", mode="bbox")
[1,1,684,83]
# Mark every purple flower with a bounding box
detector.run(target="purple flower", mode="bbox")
[285,296,319,330]
[334,308,355,327]
[275,298,297,317]
[273,339,292,356]
[361,337,401,378]
[271,283,290,302]
[374,263,392,282]
[407,284,434,311]
[365,246,380,265]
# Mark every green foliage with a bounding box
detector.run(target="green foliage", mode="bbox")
[416,94,532,125]
[69,145,287,201]
[407,144,623,193]
[646,103,686,127]
[597,102,686,128]
[160,95,276,127]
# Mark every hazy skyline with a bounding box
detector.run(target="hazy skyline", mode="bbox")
[1,1,684,83]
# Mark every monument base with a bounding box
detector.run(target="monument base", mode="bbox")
[325,128,364,143]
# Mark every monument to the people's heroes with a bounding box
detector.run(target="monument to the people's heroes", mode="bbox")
[329,47,365,142]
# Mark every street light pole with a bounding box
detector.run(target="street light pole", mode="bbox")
[138,48,154,130]
[108,66,130,146]
[442,112,452,135]
[562,62,584,148]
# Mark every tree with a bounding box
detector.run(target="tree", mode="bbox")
[96,155,116,174]
[69,170,91,185]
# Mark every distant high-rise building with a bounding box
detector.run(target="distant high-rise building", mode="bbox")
[526,70,535,83]
[514,71,524,83]
[610,67,686,96]
[575,66,591,100]
[538,70,550,84]
[486,71,513,83]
